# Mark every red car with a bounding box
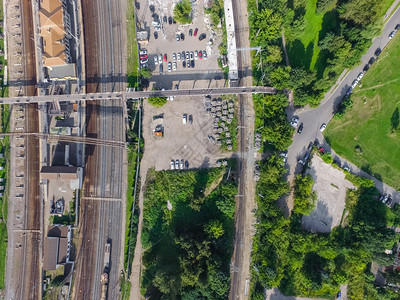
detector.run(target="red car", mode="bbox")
[163,54,167,62]
[198,51,202,59]
[140,54,147,59]
[194,28,198,36]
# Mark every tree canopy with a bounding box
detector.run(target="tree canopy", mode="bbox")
[173,0,192,24]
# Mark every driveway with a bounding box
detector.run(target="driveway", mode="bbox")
[284,8,400,213]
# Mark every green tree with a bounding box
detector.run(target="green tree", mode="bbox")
[321,152,333,164]
[173,0,192,24]
[266,45,283,64]
[253,9,283,46]
[140,67,153,78]
[204,219,224,239]
[316,0,337,13]
[293,174,316,215]
[339,0,384,26]
[148,96,167,107]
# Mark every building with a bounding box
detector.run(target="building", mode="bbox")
[39,0,76,80]
[40,166,82,189]
[43,225,72,270]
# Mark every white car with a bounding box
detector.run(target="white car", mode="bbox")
[180,159,184,169]
[154,56,158,65]
[357,72,364,80]
[183,113,187,124]
[389,31,396,39]
[351,79,359,88]
[195,50,198,60]
[175,159,179,169]
[170,160,175,170]
[320,123,326,132]
[168,62,172,72]
[177,53,181,61]
[172,53,176,62]
[158,54,162,62]
[290,116,299,128]
[173,62,177,71]
[139,49,147,55]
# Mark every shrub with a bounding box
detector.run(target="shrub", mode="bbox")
[173,0,192,24]
[321,152,333,164]
[147,97,167,108]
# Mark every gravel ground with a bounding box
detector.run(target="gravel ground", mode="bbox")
[302,155,355,233]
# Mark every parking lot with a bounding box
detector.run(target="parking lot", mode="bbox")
[142,96,231,171]
[302,156,355,233]
[135,0,226,90]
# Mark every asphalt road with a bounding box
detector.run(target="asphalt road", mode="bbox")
[0,86,276,104]
[285,10,400,210]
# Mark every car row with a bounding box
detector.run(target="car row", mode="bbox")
[170,159,189,170]
[139,49,148,67]
[182,113,193,124]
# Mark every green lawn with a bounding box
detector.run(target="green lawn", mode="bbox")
[324,33,400,190]
[287,0,324,71]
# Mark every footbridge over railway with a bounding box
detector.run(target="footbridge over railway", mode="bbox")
[0,86,276,104]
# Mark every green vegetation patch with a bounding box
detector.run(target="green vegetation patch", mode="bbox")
[250,156,398,299]
[324,34,400,190]
[147,97,167,108]
[173,0,192,24]
[141,166,237,299]
[127,0,139,88]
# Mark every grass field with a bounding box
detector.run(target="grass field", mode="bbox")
[324,33,400,190]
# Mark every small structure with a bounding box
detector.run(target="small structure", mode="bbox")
[137,30,149,44]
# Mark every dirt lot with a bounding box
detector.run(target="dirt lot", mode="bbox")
[135,0,226,90]
[142,95,233,170]
[302,155,355,233]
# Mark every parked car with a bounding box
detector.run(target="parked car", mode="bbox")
[199,33,206,41]
[176,33,180,42]
[180,159,184,169]
[171,160,175,170]
[369,57,375,65]
[345,86,353,97]
[203,50,207,59]
[168,16,173,24]
[163,16,167,23]
[177,53,181,61]
[320,123,327,132]
[180,33,185,40]
[154,56,158,65]
[186,51,190,60]
[183,113,187,124]
[191,60,195,68]
[190,51,194,59]
[337,291,341,299]
[297,123,303,134]
[159,54,162,62]
[175,159,179,169]
[363,64,370,72]
[194,28,198,36]
[172,53,176,62]
[199,51,203,59]
[168,62,172,72]
[182,60,186,68]
[154,32,158,39]
[194,50,198,59]
[140,58,148,64]
[185,160,189,169]
[139,49,147,55]
[375,48,382,56]
[389,31,396,39]
[189,114,193,124]
[290,116,299,128]
[159,63,163,73]
[163,54,167,62]
[189,28,193,36]
[173,62,177,71]
[351,79,359,88]
[140,54,147,59]
[396,24,400,31]
[357,72,364,81]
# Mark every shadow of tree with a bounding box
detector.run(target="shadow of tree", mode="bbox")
[287,40,314,70]
[391,107,399,131]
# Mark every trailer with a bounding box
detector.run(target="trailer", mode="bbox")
[100,243,111,300]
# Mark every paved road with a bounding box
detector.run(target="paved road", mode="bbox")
[0,86,276,104]
[285,9,400,214]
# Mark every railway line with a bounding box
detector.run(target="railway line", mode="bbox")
[73,0,126,299]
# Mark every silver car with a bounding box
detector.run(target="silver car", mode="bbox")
[171,160,175,170]
[154,55,158,65]
[180,159,184,169]
[175,159,179,169]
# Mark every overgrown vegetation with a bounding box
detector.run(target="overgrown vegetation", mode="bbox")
[122,101,142,300]
[253,93,293,151]
[248,0,394,107]
[147,97,167,108]
[127,0,139,88]
[53,199,76,225]
[141,166,237,299]
[293,174,316,215]
[0,104,9,290]
[250,156,398,299]
[173,0,192,24]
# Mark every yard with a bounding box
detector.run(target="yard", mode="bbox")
[324,33,400,190]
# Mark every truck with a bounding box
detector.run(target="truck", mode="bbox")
[100,243,111,300]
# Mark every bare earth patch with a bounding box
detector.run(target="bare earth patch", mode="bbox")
[302,155,356,233]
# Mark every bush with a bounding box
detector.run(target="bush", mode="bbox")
[321,152,333,164]
[173,0,192,24]
[140,67,152,78]
[147,97,167,107]
[293,174,316,215]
